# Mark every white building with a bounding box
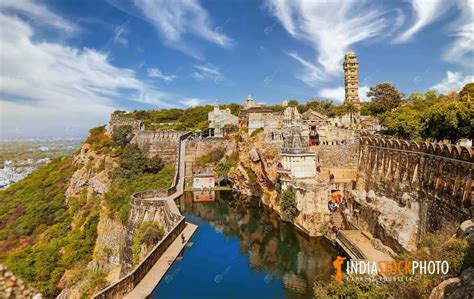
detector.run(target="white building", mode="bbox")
[208,101,239,137]
[192,173,215,189]
[280,125,316,179]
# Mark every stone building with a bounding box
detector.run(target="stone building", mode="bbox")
[208,101,238,137]
[343,51,360,110]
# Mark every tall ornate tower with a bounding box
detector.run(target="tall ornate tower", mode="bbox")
[343,51,360,109]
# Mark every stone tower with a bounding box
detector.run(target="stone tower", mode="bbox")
[343,51,360,109]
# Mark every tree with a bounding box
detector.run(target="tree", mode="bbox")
[383,106,423,140]
[112,125,134,147]
[279,186,298,219]
[343,102,358,127]
[460,82,474,101]
[366,83,404,115]
[422,93,473,143]
[115,144,148,178]
[288,100,299,107]
[146,155,164,173]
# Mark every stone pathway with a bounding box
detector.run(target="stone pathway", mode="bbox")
[124,222,198,299]
[339,230,393,262]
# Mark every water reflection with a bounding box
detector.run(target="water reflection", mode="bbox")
[153,191,338,298]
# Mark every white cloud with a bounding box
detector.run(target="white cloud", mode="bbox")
[394,0,449,43]
[179,98,205,107]
[192,72,205,80]
[107,0,233,58]
[443,0,474,66]
[0,0,77,33]
[318,85,370,103]
[0,11,177,138]
[193,64,224,83]
[430,71,474,94]
[265,0,387,84]
[147,68,176,82]
[395,0,473,67]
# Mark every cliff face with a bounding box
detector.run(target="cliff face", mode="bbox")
[59,138,127,298]
[228,130,281,211]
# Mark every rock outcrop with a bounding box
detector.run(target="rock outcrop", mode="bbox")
[0,264,41,299]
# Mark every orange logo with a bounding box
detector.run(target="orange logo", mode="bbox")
[333,256,346,284]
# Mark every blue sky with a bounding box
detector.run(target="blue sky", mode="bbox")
[0,0,472,138]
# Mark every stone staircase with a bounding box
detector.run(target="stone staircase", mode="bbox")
[331,209,344,229]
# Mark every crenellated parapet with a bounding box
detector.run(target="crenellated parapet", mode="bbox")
[357,136,473,236]
[359,136,473,162]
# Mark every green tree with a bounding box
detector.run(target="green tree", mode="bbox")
[460,82,474,101]
[115,144,147,178]
[366,83,404,115]
[112,125,134,148]
[422,93,473,143]
[343,102,358,127]
[279,186,298,219]
[146,155,164,173]
[383,106,423,139]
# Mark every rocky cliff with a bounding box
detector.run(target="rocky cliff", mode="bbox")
[59,135,127,298]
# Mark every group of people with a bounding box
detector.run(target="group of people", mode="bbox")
[328,193,344,212]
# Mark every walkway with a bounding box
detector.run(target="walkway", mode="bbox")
[336,230,393,262]
[123,222,198,299]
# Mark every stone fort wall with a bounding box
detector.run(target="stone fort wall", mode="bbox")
[131,131,189,164]
[357,136,473,237]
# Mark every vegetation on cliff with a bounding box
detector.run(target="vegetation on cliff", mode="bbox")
[133,222,165,265]
[116,103,242,132]
[0,157,101,296]
[278,186,298,219]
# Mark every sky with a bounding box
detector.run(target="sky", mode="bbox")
[0,0,473,139]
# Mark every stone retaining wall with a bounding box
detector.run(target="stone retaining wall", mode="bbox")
[93,218,185,299]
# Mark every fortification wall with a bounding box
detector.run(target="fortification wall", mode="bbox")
[316,142,359,169]
[357,136,473,238]
[132,131,188,163]
[184,138,234,176]
[106,114,144,135]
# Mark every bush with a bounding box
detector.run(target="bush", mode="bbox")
[112,125,135,147]
[195,148,225,167]
[279,186,298,219]
[250,128,263,137]
[215,153,239,177]
[133,222,165,265]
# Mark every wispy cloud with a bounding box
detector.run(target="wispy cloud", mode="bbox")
[394,0,449,43]
[147,68,176,82]
[0,0,77,34]
[395,0,473,66]
[430,71,474,94]
[443,0,474,66]
[265,0,387,85]
[107,0,233,58]
[0,4,191,138]
[193,64,224,83]
[179,98,206,107]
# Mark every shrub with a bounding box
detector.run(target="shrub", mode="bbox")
[133,222,165,265]
[279,185,298,219]
[195,148,225,167]
[112,125,135,147]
